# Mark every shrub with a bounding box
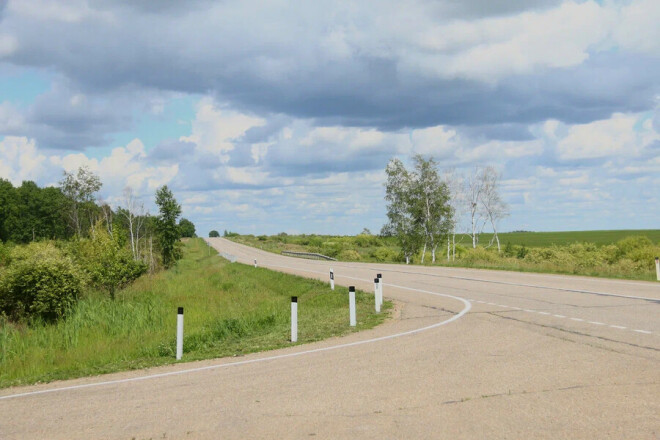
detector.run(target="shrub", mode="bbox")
[339,249,361,261]
[0,242,82,322]
[73,229,147,299]
[616,236,653,255]
[209,230,220,238]
[370,246,397,262]
[354,234,382,248]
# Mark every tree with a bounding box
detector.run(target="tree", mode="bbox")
[179,218,196,238]
[209,230,220,238]
[155,185,182,268]
[465,167,488,249]
[480,166,509,252]
[384,158,423,264]
[409,155,452,263]
[119,187,147,260]
[443,169,465,261]
[59,166,102,237]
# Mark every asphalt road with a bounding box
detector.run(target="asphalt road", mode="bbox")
[1,237,658,439]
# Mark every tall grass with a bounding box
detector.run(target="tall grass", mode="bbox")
[0,239,388,388]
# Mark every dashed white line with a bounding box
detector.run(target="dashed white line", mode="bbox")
[633,329,652,334]
[479,300,656,334]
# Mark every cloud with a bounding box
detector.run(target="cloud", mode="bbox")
[0,0,657,143]
[556,113,659,160]
[0,136,47,185]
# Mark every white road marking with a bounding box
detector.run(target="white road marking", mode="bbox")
[633,329,652,334]
[588,321,606,326]
[610,325,626,329]
[537,312,551,315]
[571,318,584,322]
[554,315,566,318]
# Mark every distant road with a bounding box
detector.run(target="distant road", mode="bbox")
[1,237,658,439]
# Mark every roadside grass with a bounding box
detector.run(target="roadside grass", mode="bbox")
[0,238,390,389]
[229,230,660,281]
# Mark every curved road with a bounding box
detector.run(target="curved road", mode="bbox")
[1,237,658,439]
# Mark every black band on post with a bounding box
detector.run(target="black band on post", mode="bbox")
[178,307,184,314]
[349,286,355,292]
[291,296,298,303]
[374,278,379,283]
[377,273,382,279]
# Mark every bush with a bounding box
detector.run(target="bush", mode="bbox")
[370,246,397,262]
[0,242,82,322]
[616,236,653,255]
[209,230,220,238]
[72,229,147,299]
[354,234,382,248]
[339,249,361,261]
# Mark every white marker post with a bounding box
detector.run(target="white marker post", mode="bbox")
[176,307,184,360]
[374,278,381,313]
[349,286,356,327]
[330,268,335,290]
[656,257,660,281]
[291,296,298,342]
[377,273,383,309]
[254,259,257,268]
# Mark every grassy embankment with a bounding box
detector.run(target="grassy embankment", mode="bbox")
[229,230,660,281]
[0,238,389,388]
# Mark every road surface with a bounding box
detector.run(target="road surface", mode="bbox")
[1,237,658,439]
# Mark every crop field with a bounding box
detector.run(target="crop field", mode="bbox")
[0,239,389,388]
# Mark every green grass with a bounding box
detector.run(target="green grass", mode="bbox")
[0,238,390,388]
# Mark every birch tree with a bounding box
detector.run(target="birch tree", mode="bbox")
[384,159,423,264]
[480,166,509,252]
[443,169,465,261]
[59,166,102,237]
[465,167,488,248]
[120,187,146,260]
[409,155,451,263]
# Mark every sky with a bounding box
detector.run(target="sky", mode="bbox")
[0,0,659,236]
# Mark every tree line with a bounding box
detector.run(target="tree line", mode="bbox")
[0,167,196,322]
[0,167,196,255]
[383,155,509,264]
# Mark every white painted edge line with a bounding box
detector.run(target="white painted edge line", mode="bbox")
[0,264,471,402]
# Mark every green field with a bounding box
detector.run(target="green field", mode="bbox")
[479,230,660,247]
[0,238,389,388]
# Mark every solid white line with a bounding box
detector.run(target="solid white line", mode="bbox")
[0,262,471,402]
